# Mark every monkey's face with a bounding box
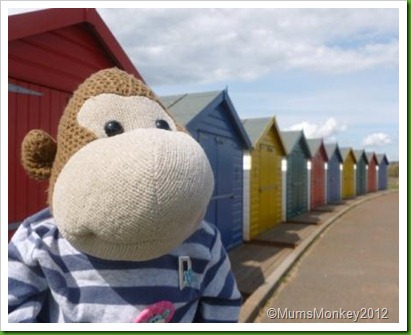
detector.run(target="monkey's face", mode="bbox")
[22,69,214,261]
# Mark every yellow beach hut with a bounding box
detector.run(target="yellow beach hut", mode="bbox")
[340,147,357,199]
[242,117,286,240]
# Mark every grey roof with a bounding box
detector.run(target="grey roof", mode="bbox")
[376,153,389,165]
[241,117,272,145]
[353,149,368,163]
[324,143,336,156]
[366,152,377,163]
[159,91,222,125]
[306,138,324,158]
[280,131,302,154]
[339,147,356,162]
[280,130,311,158]
[160,90,252,150]
[324,142,344,162]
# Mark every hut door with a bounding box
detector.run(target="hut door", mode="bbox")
[379,164,387,190]
[357,163,366,195]
[328,157,340,203]
[343,162,354,197]
[259,144,279,229]
[289,150,306,218]
[198,132,234,249]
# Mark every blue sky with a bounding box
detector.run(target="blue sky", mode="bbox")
[6,5,401,161]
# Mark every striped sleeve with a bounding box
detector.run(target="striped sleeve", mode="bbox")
[8,221,49,323]
[195,226,242,322]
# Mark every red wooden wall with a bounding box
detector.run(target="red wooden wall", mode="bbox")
[9,24,116,94]
[311,145,327,209]
[8,9,143,238]
[8,79,71,227]
[368,156,377,192]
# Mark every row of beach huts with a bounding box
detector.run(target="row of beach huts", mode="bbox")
[8,9,390,248]
[160,91,390,250]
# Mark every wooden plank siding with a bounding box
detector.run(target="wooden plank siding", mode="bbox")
[308,140,327,210]
[286,143,309,219]
[191,108,246,250]
[8,79,71,225]
[249,131,283,238]
[8,9,143,238]
[326,146,343,204]
[341,149,356,199]
[355,150,368,196]
[164,91,252,250]
[377,154,389,190]
[367,153,378,193]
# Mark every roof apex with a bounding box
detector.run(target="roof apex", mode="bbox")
[9,8,142,80]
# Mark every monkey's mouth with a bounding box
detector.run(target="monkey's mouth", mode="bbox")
[59,209,205,261]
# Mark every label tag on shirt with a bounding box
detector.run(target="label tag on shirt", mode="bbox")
[178,256,195,290]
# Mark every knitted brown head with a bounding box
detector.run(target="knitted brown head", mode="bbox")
[21,68,214,261]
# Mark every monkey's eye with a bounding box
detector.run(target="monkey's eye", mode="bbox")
[155,119,171,131]
[104,121,124,137]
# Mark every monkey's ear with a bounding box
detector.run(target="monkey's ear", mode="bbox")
[21,130,57,180]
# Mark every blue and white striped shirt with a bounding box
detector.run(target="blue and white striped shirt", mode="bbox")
[8,209,241,323]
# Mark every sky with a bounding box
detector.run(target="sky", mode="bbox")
[6,5,401,161]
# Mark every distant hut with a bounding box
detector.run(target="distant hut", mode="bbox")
[340,147,357,199]
[160,90,252,250]
[306,139,328,210]
[280,131,312,220]
[366,152,378,192]
[324,143,343,204]
[354,150,368,195]
[376,154,390,190]
[241,117,286,240]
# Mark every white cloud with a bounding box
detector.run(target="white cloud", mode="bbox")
[362,132,392,146]
[96,8,398,85]
[286,117,346,140]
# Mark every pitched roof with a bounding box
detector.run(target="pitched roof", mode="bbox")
[160,90,252,149]
[306,138,327,160]
[339,147,357,163]
[280,130,311,158]
[376,153,389,165]
[241,117,287,155]
[366,152,378,164]
[241,117,272,145]
[324,143,343,163]
[8,8,142,80]
[353,149,369,164]
[160,91,222,126]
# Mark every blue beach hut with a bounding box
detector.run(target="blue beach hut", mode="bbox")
[160,90,252,250]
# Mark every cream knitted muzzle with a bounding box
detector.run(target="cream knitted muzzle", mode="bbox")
[53,128,214,261]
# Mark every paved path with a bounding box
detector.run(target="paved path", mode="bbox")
[255,192,399,323]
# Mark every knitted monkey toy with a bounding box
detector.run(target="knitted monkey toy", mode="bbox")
[8,68,241,323]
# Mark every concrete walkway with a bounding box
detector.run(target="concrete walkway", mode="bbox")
[254,191,399,323]
[227,190,398,322]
